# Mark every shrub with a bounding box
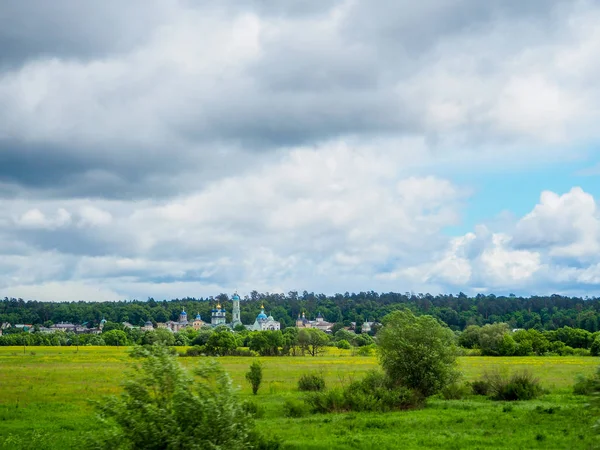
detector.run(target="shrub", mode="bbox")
[303,371,423,414]
[242,400,265,419]
[573,372,600,395]
[590,337,600,356]
[356,344,376,356]
[229,348,257,357]
[441,382,470,400]
[572,348,590,357]
[246,361,263,395]
[336,339,351,350]
[95,345,275,449]
[298,373,326,392]
[283,398,309,418]
[483,370,543,401]
[470,380,490,396]
[183,345,205,357]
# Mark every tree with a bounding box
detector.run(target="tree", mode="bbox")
[282,327,298,356]
[478,323,510,356]
[102,321,124,333]
[205,330,237,356]
[103,330,128,346]
[95,346,271,449]
[458,325,481,349]
[591,336,600,356]
[142,328,175,346]
[298,329,329,357]
[245,361,263,395]
[378,309,459,397]
[248,331,283,356]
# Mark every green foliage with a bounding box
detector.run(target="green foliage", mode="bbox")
[282,398,309,418]
[248,331,283,356]
[101,321,125,333]
[356,344,376,356]
[304,370,422,413]
[297,328,329,356]
[355,334,375,347]
[441,382,471,400]
[458,325,480,349]
[378,309,459,397]
[102,330,128,346]
[182,345,205,357]
[191,329,213,347]
[470,380,490,396]
[242,400,265,419]
[297,373,326,392]
[142,329,175,346]
[336,339,351,349]
[246,361,263,395]
[590,336,600,356]
[573,370,600,395]
[205,330,237,356]
[95,346,273,449]
[478,323,511,356]
[482,370,543,401]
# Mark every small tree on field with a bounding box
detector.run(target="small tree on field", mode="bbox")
[378,309,459,397]
[246,361,263,395]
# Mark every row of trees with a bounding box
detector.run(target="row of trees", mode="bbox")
[0,321,377,356]
[4,291,600,332]
[458,323,600,356]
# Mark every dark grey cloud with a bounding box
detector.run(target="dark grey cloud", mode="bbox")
[0,0,596,203]
[0,1,170,67]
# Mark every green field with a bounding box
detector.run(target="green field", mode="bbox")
[0,347,598,449]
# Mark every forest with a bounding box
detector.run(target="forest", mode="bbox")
[2,291,600,332]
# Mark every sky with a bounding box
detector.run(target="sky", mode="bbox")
[2,1,600,301]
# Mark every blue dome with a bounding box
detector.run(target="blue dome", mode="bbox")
[232,294,240,301]
[180,310,187,316]
[195,314,202,320]
[257,312,268,320]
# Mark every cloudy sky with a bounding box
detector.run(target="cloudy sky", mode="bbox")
[2,1,600,301]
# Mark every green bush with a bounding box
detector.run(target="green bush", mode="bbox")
[336,339,351,349]
[590,336,600,356]
[283,398,309,418]
[470,380,490,396]
[441,382,470,400]
[183,345,205,357]
[303,371,423,414]
[95,345,276,449]
[483,370,543,401]
[356,344,376,356]
[298,373,326,392]
[242,400,265,419]
[573,372,600,395]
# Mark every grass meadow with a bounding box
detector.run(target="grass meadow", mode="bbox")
[0,347,599,449]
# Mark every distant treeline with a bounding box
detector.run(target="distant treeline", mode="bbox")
[2,291,600,332]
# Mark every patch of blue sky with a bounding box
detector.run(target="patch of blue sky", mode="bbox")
[441,152,600,236]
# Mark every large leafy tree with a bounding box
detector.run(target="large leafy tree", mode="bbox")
[378,309,459,397]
